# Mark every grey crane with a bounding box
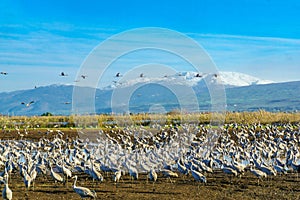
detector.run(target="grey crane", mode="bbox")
[161,169,178,183]
[115,72,121,77]
[1,174,12,200]
[190,166,207,183]
[60,72,68,76]
[49,162,64,184]
[249,166,267,185]
[148,169,158,183]
[72,175,97,199]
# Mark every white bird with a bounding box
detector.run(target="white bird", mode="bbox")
[161,169,178,183]
[72,175,97,199]
[49,163,64,183]
[161,169,178,178]
[90,164,104,182]
[198,160,213,173]
[129,167,139,180]
[249,166,267,184]
[2,174,12,200]
[21,101,35,107]
[113,170,122,183]
[148,169,158,182]
[257,164,276,176]
[177,158,188,175]
[22,170,32,191]
[30,166,38,189]
[61,163,72,182]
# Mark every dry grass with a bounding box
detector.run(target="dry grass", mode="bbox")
[1,110,300,129]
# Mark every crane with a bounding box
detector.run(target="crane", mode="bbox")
[190,166,206,183]
[21,101,35,107]
[49,162,64,184]
[60,72,68,76]
[72,175,97,199]
[113,170,122,183]
[1,174,12,200]
[148,169,158,183]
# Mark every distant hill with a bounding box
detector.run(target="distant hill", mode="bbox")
[0,75,299,116]
[0,85,74,116]
[225,81,300,112]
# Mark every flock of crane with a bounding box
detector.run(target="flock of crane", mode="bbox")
[0,122,300,199]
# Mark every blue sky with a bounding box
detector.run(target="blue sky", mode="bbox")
[0,0,300,92]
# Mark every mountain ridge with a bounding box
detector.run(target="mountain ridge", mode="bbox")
[0,79,299,116]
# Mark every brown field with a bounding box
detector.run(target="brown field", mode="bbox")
[0,130,300,200]
[3,166,300,200]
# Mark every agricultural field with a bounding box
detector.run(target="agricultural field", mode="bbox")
[0,111,300,199]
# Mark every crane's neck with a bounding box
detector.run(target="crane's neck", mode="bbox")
[73,176,77,187]
[5,174,9,184]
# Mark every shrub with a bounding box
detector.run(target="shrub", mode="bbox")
[41,112,53,116]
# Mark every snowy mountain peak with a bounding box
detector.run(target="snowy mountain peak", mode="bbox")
[216,72,274,87]
[104,71,273,90]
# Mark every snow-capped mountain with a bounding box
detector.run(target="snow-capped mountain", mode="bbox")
[0,80,300,116]
[216,72,274,87]
[105,71,273,90]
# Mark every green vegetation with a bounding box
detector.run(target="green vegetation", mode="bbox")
[41,112,53,116]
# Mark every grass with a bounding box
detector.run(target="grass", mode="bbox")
[1,110,300,129]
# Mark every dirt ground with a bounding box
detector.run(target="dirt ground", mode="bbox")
[2,170,300,200]
[1,130,300,200]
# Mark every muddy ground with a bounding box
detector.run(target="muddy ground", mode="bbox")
[1,130,300,200]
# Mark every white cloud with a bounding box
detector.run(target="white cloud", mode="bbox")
[1,25,300,92]
[189,33,300,82]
